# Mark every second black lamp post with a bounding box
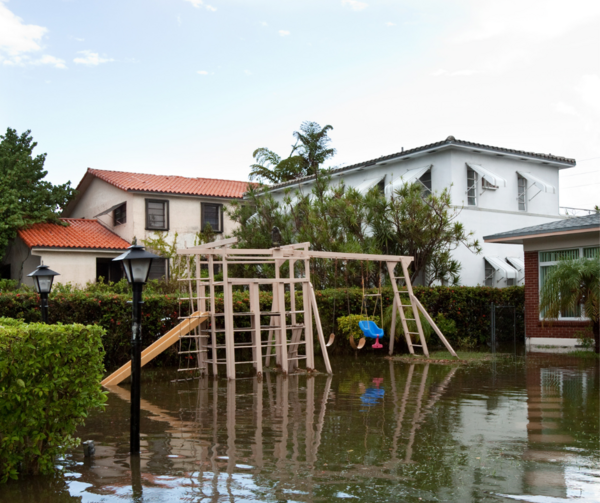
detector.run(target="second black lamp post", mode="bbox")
[28,264,60,323]
[113,244,160,455]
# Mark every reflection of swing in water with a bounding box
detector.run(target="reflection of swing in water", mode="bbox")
[360,377,385,406]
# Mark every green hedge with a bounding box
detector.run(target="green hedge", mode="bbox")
[0,286,524,370]
[0,318,106,482]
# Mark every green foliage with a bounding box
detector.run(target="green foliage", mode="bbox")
[249,121,336,183]
[0,283,524,368]
[336,314,380,341]
[433,313,458,340]
[141,228,217,286]
[229,176,480,289]
[382,304,432,345]
[0,129,75,261]
[367,182,481,284]
[0,319,107,482]
[575,327,595,350]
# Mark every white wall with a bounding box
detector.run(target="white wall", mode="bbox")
[3,237,41,286]
[33,250,122,287]
[267,147,567,287]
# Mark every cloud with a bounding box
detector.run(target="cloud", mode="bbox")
[575,75,600,113]
[197,70,208,75]
[431,68,479,77]
[554,101,578,117]
[385,22,395,27]
[278,30,290,36]
[0,1,65,68]
[244,69,251,75]
[73,50,114,66]
[260,21,267,27]
[341,0,368,12]
[183,0,216,12]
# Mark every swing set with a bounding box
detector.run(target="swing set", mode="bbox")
[101,238,457,384]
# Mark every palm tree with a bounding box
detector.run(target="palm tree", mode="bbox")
[248,122,336,184]
[539,257,600,353]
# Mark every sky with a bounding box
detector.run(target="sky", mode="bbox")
[1,0,599,210]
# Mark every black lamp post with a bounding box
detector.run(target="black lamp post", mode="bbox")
[28,264,60,323]
[112,244,159,455]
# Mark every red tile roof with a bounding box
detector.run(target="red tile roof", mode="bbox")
[87,168,254,198]
[18,219,131,250]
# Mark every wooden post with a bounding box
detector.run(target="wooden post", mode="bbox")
[308,282,332,374]
[277,276,289,374]
[223,257,236,380]
[303,280,315,370]
[389,296,397,356]
[250,282,263,375]
[196,254,207,373]
[208,254,218,376]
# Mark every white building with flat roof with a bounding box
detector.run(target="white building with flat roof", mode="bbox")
[261,136,576,287]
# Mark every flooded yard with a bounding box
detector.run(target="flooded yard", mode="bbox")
[1,352,598,502]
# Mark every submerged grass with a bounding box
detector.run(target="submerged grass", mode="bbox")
[387,350,511,365]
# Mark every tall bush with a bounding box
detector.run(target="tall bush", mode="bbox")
[0,319,107,482]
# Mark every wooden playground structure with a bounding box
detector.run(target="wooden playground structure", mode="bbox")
[102,238,456,385]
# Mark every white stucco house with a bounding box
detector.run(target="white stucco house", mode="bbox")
[261,136,577,287]
[2,169,252,286]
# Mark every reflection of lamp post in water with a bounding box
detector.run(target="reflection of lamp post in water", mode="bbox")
[28,264,60,323]
[113,244,160,455]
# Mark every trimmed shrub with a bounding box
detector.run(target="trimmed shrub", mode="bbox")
[0,319,107,482]
[0,286,524,367]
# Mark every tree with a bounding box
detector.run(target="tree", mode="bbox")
[228,176,480,290]
[366,182,481,284]
[539,257,600,353]
[0,129,75,261]
[248,121,336,184]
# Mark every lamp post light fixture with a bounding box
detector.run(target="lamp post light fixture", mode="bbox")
[28,264,60,323]
[112,244,160,455]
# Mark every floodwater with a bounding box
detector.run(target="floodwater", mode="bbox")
[1,353,598,502]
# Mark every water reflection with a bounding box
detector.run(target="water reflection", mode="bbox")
[0,354,597,502]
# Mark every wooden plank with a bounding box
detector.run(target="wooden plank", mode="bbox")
[309,282,332,374]
[411,294,458,357]
[277,273,289,374]
[208,254,218,376]
[389,296,397,356]
[223,260,236,380]
[101,311,209,386]
[303,281,315,370]
[250,282,263,376]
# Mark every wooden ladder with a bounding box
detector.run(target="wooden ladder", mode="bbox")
[386,260,429,357]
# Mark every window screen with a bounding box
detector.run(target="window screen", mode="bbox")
[146,200,168,230]
[485,261,494,286]
[148,258,168,281]
[113,203,126,225]
[202,203,222,232]
[539,249,579,262]
[583,247,599,259]
[517,175,527,211]
[419,170,432,198]
[467,167,477,206]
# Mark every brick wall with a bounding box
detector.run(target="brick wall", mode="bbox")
[524,251,590,339]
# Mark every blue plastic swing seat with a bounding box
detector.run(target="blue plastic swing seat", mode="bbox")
[358,320,384,339]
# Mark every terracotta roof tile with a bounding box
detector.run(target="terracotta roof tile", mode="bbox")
[88,169,254,198]
[18,219,131,250]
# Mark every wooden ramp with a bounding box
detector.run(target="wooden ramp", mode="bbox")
[101,311,209,386]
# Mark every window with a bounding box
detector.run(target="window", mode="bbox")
[146,199,169,230]
[96,258,125,283]
[506,278,515,286]
[202,203,223,232]
[467,167,477,206]
[148,258,169,281]
[538,247,595,319]
[484,261,494,286]
[517,175,527,211]
[419,169,432,197]
[113,203,126,226]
